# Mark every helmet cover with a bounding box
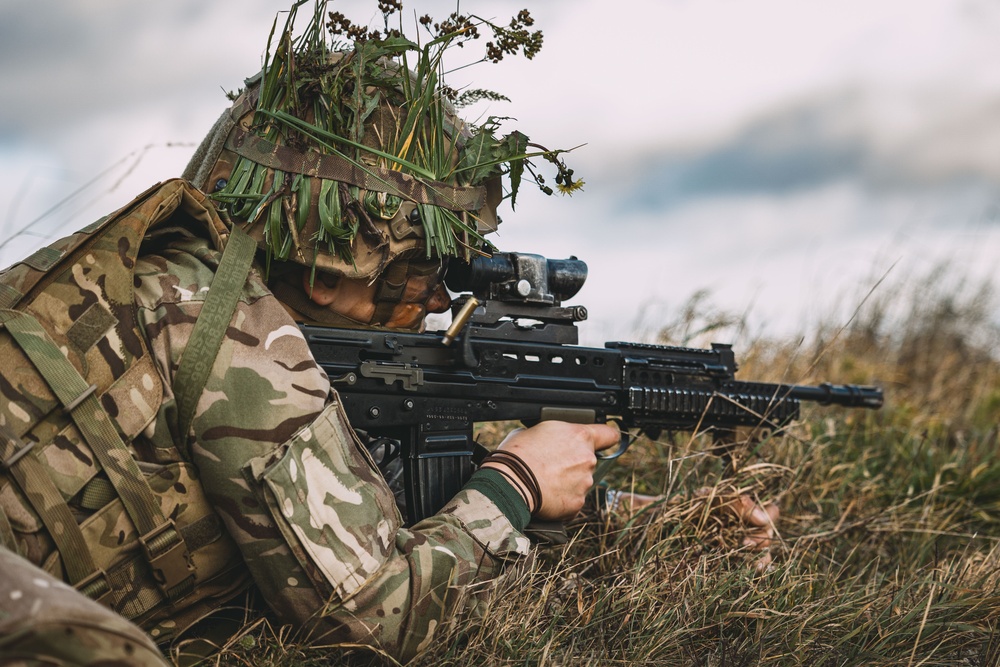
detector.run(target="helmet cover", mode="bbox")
[184,1,581,281]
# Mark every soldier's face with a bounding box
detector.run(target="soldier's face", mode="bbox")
[302,263,451,330]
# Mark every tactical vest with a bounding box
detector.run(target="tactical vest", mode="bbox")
[0,179,257,643]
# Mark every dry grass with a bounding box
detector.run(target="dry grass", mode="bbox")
[214,266,1000,666]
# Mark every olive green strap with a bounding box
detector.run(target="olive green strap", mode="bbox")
[2,311,164,534]
[0,499,16,554]
[0,310,193,602]
[370,258,410,325]
[0,283,22,309]
[78,475,117,511]
[0,420,111,602]
[173,226,257,443]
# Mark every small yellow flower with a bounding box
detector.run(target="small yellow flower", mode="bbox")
[557,179,585,195]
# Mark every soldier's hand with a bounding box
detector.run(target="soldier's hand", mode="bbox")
[695,488,781,572]
[483,421,619,521]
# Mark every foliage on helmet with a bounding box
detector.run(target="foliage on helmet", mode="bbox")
[212,0,582,272]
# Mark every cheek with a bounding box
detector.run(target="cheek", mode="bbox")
[402,278,433,302]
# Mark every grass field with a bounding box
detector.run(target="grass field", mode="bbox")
[215,270,1000,666]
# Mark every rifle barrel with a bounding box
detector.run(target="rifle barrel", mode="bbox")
[787,382,884,409]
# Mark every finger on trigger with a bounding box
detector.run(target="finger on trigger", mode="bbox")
[588,423,620,451]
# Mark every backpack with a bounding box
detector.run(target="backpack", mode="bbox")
[0,179,256,641]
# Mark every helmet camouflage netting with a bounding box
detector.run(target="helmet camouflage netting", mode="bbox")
[183,0,581,281]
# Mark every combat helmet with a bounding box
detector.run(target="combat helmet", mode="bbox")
[184,1,580,286]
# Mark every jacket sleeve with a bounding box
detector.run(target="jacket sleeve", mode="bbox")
[134,239,529,660]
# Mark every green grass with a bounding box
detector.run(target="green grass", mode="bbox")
[214,269,1000,666]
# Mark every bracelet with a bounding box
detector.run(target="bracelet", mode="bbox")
[483,464,533,510]
[481,450,543,515]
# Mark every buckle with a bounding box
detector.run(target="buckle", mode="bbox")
[375,278,406,302]
[63,383,97,412]
[76,568,114,607]
[1,440,34,470]
[140,521,195,601]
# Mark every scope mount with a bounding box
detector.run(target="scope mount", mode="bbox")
[449,295,587,345]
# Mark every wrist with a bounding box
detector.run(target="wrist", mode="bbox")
[465,468,532,531]
[480,450,543,516]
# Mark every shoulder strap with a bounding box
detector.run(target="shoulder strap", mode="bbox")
[0,420,112,603]
[173,226,257,444]
[0,309,194,603]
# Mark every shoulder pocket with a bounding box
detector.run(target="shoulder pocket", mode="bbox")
[245,400,401,600]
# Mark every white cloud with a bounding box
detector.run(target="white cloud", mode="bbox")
[2,0,999,340]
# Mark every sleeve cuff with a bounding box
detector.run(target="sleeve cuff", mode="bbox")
[463,468,531,532]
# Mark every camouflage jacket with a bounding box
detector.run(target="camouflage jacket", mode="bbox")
[0,180,530,662]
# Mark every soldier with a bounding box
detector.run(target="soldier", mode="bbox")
[0,3,778,664]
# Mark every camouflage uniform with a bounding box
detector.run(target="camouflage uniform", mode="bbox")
[135,201,531,656]
[0,180,530,663]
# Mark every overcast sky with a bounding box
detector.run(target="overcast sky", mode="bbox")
[3,0,1000,344]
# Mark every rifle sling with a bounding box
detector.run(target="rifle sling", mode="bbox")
[173,225,257,443]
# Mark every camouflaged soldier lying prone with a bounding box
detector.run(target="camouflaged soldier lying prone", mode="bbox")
[0,39,779,667]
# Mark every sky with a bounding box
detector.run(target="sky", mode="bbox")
[3,0,1000,346]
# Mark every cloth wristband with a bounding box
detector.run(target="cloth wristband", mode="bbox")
[464,468,531,532]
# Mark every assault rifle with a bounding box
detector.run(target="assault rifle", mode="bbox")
[303,252,883,524]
